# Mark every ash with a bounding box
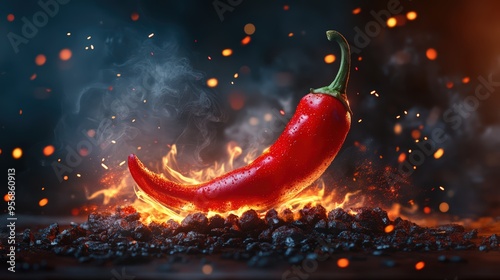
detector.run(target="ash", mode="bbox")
[8,205,499,270]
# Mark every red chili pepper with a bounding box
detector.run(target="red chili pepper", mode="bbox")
[128,30,352,212]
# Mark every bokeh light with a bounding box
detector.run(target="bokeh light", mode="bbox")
[206,78,218,88]
[244,23,255,35]
[39,198,49,207]
[59,49,72,61]
[324,54,336,64]
[35,54,47,66]
[426,48,437,60]
[43,145,55,156]
[12,147,23,159]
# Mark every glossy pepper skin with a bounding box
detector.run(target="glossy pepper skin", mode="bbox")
[128,30,352,212]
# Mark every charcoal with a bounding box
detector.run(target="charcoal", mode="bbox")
[133,224,152,241]
[314,219,328,233]
[481,234,499,249]
[328,208,353,223]
[180,212,209,233]
[464,229,478,240]
[22,228,34,244]
[372,207,391,226]
[210,228,225,236]
[246,242,260,252]
[272,226,305,245]
[224,214,241,234]
[264,209,283,228]
[186,246,200,254]
[239,209,265,232]
[224,237,243,248]
[353,208,386,233]
[41,223,59,242]
[208,214,225,229]
[224,214,239,228]
[258,228,272,241]
[114,219,136,235]
[328,220,350,234]
[183,231,206,246]
[165,219,180,234]
[16,204,488,268]
[280,209,294,223]
[299,205,327,226]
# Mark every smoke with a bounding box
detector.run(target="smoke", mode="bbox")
[54,35,225,186]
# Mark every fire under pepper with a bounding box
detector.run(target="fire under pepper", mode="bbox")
[128,30,352,212]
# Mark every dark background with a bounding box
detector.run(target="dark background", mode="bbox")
[1,0,500,219]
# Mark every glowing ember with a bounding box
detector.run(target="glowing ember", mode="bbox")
[206,78,218,88]
[222,48,233,56]
[12,147,22,159]
[352,7,361,15]
[39,198,49,207]
[337,258,349,268]
[462,76,470,84]
[411,129,421,139]
[439,202,449,213]
[59,49,72,61]
[398,153,406,163]
[324,54,336,64]
[407,11,417,20]
[229,92,245,110]
[35,54,47,66]
[43,145,55,156]
[241,36,251,45]
[415,261,425,270]
[131,12,139,21]
[394,123,402,135]
[384,224,395,233]
[7,14,15,22]
[426,48,437,60]
[202,264,213,275]
[433,148,444,159]
[387,17,397,28]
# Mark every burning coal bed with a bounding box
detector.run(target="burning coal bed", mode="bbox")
[6,205,499,272]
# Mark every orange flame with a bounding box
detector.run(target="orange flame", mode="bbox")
[88,141,366,224]
[125,143,364,223]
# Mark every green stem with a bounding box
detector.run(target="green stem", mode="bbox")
[312,30,352,115]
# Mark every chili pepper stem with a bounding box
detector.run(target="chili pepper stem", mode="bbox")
[312,30,352,116]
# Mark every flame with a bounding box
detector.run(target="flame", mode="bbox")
[87,140,367,224]
[126,143,365,224]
